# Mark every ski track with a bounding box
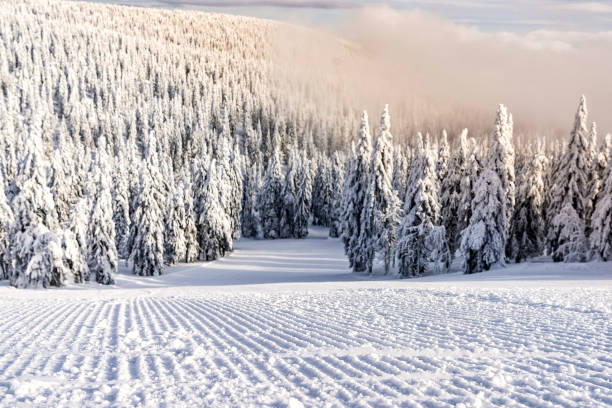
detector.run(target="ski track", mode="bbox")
[0,285,609,407]
[0,230,609,407]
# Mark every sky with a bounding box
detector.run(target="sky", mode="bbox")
[86,0,612,32]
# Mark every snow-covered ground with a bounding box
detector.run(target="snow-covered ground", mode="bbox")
[0,228,610,407]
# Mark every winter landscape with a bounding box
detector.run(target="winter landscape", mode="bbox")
[0,0,611,406]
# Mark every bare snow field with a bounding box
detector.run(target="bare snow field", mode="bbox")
[0,228,610,407]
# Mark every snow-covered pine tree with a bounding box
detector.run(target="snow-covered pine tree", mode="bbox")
[126,139,141,236]
[197,160,233,260]
[0,112,17,202]
[587,126,611,229]
[258,145,284,239]
[547,96,590,262]
[49,126,76,226]
[590,152,612,260]
[164,181,188,265]
[129,134,165,276]
[193,155,209,246]
[59,228,88,284]
[458,137,481,241]
[585,122,599,230]
[9,129,61,288]
[112,151,131,259]
[508,149,547,262]
[182,171,199,263]
[487,104,515,245]
[87,172,117,285]
[0,171,13,280]
[460,168,507,274]
[293,154,312,238]
[391,146,408,205]
[341,112,372,273]
[280,146,298,239]
[328,151,345,238]
[68,197,91,281]
[312,155,333,227]
[440,129,468,256]
[360,105,401,274]
[599,134,612,180]
[396,133,449,277]
[217,136,243,240]
[437,130,450,186]
[543,139,562,233]
[11,224,65,289]
[241,162,263,239]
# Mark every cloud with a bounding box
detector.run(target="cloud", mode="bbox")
[554,1,612,13]
[157,0,366,8]
[273,6,612,138]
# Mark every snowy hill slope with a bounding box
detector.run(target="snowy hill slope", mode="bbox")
[0,230,609,407]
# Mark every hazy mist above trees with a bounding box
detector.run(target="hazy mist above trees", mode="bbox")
[272,6,612,141]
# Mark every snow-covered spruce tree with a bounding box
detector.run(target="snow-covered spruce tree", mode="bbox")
[112,151,131,259]
[487,104,515,245]
[587,126,611,228]
[458,137,482,241]
[328,151,345,238]
[437,130,450,187]
[280,146,298,239]
[440,129,468,256]
[597,134,611,182]
[312,155,333,227]
[391,146,408,205]
[49,127,76,226]
[508,150,547,262]
[11,224,64,289]
[396,133,449,277]
[460,168,507,274]
[67,198,91,282]
[9,129,60,288]
[10,186,81,288]
[341,112,372,272]
[87,173,117,284]
[258,145,284,239]
[584,122,599,230]
[590,155,612,260]
[182,171,199,263]
[217,136,243,240]
[0,171,13,280]
[360,105,401,274]
[193,155,209,245]
[129,136,165,276]
[241,162,263,239]
[59,228,88,284]
[547,96,590,262]
[293,154,312,238]
[164,181,187,265]
[126,139,141,232]
[543,139,562,233]
[197,160,233,260]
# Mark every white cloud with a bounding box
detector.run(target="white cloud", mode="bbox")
[554,1,612,13]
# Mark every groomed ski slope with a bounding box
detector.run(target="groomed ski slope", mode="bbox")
[0,228,610,407]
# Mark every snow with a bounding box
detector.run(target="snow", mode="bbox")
[0,227,610,407]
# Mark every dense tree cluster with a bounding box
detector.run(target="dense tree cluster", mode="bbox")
[0,0,610,288]
[0,0,325,287]
[339,98,611,275]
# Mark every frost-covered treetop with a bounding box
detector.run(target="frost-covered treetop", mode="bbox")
[573,95,589,139]
[358,111,371,146]
[380,104,391,134]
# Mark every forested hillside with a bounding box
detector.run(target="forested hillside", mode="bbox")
[0,0,610,288]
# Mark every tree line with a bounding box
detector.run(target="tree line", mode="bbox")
[338,98,611,276]
[0,0,610,288]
